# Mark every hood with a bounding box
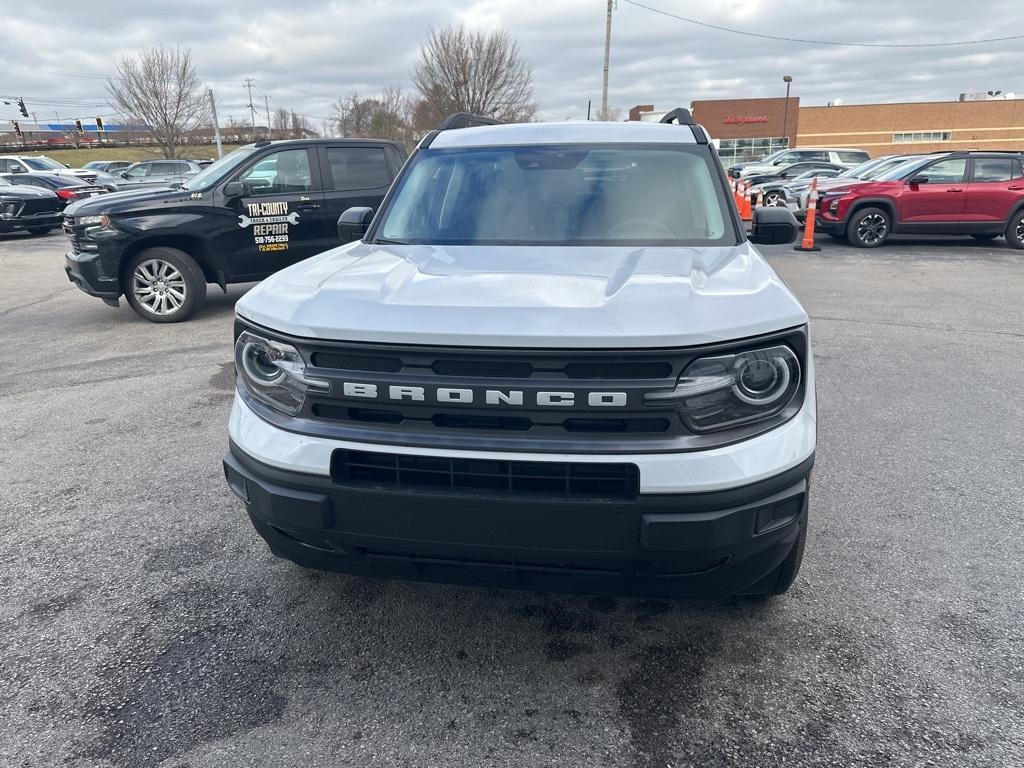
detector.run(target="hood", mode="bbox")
[236,242,807,348]
[816,180,897,196]
[64,185,182,216]
[0,184,57,199]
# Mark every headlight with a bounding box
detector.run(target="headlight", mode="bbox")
[0,202,16,216]
[645,345,801,433]
[77,214,105,226]
[234,331,329,415]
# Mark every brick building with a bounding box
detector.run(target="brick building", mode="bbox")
[636,97,1024,163]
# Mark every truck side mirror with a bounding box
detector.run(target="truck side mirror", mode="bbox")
[748,206,799,245]
[337,207,374,242]
[223,181,251,199]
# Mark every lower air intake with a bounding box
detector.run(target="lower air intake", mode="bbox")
[331,450,640,500]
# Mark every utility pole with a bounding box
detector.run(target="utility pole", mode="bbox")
[264,95,272,140]
[208,88,224,159]
[244,78,257,136]
[601,0,613,119]
[782,75,793,148]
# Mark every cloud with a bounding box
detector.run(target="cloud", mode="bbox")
[1,0,1021,127]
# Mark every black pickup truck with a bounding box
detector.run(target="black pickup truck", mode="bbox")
[63,138,407,322]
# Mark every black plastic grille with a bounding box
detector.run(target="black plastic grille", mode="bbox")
[311,352,402,372]
[309,351,675,380]
[312,403,670,434]
[332,450,640,500]
[20,199,61,216]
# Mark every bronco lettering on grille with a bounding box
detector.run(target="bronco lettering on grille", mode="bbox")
[338,383,629,407]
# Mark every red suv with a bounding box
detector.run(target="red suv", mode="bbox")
[814,152,1024,249]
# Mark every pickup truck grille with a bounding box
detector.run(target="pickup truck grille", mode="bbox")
[332,449,640,500]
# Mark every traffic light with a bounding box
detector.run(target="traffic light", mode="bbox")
[74,119,84,133]
[17,98,28,118]
[95,117,104,132]
[12,120,21,138]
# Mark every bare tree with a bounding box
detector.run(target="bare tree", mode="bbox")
[594,106,622,122]
[106,46,208,158]
[290,110,312,138]
[272,107,290,138]
[335,86,411,144]
[411,25,537,131]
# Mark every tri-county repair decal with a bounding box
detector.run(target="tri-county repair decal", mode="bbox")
[238,201,299,252]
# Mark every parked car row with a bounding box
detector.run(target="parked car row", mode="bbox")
[0,155,203,195]
[726,147,870,179]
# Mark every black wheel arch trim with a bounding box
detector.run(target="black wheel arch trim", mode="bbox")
[842,197,897,227]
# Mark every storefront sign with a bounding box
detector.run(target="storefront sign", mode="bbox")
[723,115,769,124]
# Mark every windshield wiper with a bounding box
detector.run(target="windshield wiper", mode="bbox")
[373,237,410,245]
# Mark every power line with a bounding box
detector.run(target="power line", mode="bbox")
[622,0,1024,47]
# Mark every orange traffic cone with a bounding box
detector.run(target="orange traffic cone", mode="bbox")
[740,184,752,220]
[794,177,822,252]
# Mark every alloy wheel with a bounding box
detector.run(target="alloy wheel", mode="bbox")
[1017,218,1024,242]
[131,259,187,316]
[857,213,888,245]
[764,191,783,206]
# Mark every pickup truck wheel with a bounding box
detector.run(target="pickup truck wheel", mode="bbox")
[124,247,206,323]
[26,226,54,235]
[1006,211,1024,250]
[846,207,890,248]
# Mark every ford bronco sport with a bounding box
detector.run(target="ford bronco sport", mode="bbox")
[223,111,815,598]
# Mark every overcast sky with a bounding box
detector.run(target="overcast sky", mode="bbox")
[2,0,1021,130]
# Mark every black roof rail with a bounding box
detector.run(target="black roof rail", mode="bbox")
[658,108,694,125]
[439,113,503,131]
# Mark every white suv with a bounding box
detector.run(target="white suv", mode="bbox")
[732,147,870,178]
[223,110,817,599]
[0,155,98,182]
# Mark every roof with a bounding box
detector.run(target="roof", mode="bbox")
[429,120,702,149]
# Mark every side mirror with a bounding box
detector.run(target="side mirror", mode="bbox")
[748,206,799,245]
[337,206,374,242]
[223,181,251,199]
[908,176,929,185]
[120,172,130,179]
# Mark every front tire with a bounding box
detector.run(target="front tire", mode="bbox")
[1005,210,1024,250]
[846,206,891,248]
[123,247,206,323]
[762,190,785,207]
[26,226,54,236]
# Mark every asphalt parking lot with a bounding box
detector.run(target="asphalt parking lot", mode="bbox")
[1,231,1022,768]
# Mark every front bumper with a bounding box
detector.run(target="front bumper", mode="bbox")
[65,249,121,302]
[0,211,62,232]
[225,394,815,597]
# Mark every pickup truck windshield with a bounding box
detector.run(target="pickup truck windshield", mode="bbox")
[182,146,258,190]
[376,144,730,246]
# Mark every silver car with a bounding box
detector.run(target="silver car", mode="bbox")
[117,159,201,189]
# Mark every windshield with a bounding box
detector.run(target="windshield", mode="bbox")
[24,157,66,171]
[874,156,936,182]
[182,146,259,190]
[376,145,731,246]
